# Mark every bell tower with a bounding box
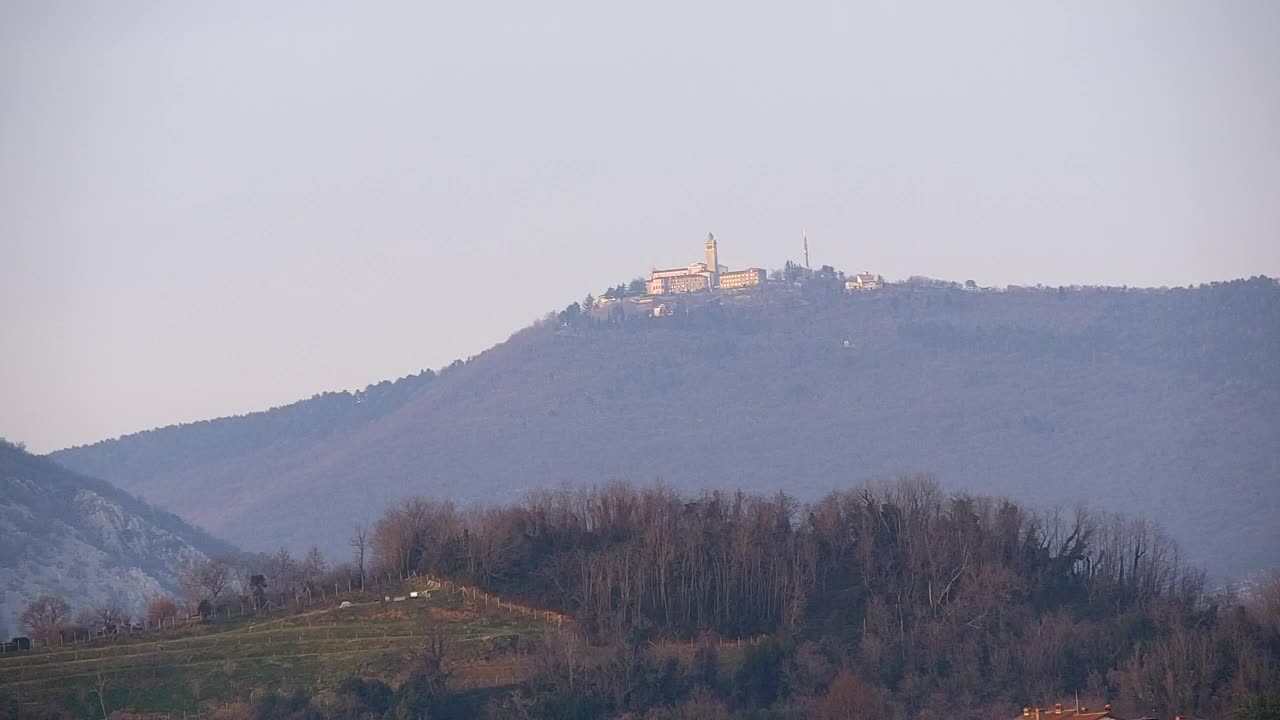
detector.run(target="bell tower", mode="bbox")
[705,232,719,287]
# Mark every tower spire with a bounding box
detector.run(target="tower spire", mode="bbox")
[705,232,720,288]
[803,229,810,270]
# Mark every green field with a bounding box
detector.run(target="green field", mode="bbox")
[0,582,546,718]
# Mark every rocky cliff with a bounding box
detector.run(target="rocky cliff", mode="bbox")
[0,440,231,638]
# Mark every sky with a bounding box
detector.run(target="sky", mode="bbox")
[2,1,1278,453]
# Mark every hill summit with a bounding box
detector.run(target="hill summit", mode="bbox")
[50,276,1280,578]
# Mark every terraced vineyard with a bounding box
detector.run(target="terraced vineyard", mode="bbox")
[0,579,547,717]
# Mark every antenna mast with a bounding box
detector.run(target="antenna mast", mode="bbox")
[803,229,810,270]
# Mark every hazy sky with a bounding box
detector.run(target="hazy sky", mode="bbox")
[2,1,1278,453]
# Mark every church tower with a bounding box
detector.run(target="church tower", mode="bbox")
[705,232,719,287]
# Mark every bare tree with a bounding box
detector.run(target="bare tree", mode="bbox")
[543,627,585,690]
[74,607,98,633]
[301,545,327,590]
[410,612,454,699]
[76,603,127,636]
[146,596,179,626]
[21,594,70,647]
[97,603,127,633]
[178,556,232,606]
[224,551,261,597]
[92,670,109,719]
[1245,569,1280,634]
[415,613,453,665]
[350,522,370,586]
[373,499,425,577]
[266,548,300,595]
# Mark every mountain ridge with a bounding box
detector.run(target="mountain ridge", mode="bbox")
[49,277,1280,578]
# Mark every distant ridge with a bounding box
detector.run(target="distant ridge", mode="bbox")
[54,370,436,485]
[50,277,1280,578]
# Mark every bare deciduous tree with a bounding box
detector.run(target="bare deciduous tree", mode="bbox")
[408,612,454,699]
[146,596,179,626]
[178,556,232,606]
[301,545,327,591]
[372,497,456,577]
[266,548,300,595]
[542,627,586,690]
[76,603,127,635]
[350,522,370,586]
[92,670,109,719]
[1245,568,1280,634]
[21,594,70,646]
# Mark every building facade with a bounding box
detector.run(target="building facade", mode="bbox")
[845,272,882,291]
[669,273,711,293]
[647,264,714,295]
[646,233,760,296]
[718,267,765,290]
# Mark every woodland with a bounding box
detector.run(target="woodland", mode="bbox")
[127,477,1280,720]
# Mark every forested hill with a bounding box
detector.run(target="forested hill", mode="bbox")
[50,277,1280,578]
[0,439,232,637]
[52,370,436,486]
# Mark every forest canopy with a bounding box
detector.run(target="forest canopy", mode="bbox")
[355,477,1280,719]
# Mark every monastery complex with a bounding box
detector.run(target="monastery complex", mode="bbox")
[645,233,766,296]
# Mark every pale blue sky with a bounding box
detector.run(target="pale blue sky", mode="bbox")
[2,1,1278,452]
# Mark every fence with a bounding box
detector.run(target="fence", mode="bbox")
[3,569,570,656]
[421,573,570,627]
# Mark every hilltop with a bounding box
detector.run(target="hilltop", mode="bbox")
[50,276,1280,578]
[0,440,232,638]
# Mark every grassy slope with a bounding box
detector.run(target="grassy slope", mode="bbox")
[50,281,1280,578]
[0,579,546,717]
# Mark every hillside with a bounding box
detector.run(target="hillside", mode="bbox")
[50,277,1280,578]
[0,575,552,718]
[0,440,233,638]
[4,481,1277,719]
[45,370,436,491]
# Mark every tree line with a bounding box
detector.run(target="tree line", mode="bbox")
[21,476,1278,719]
[16,541,356,647]
[356,477,1280,719]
